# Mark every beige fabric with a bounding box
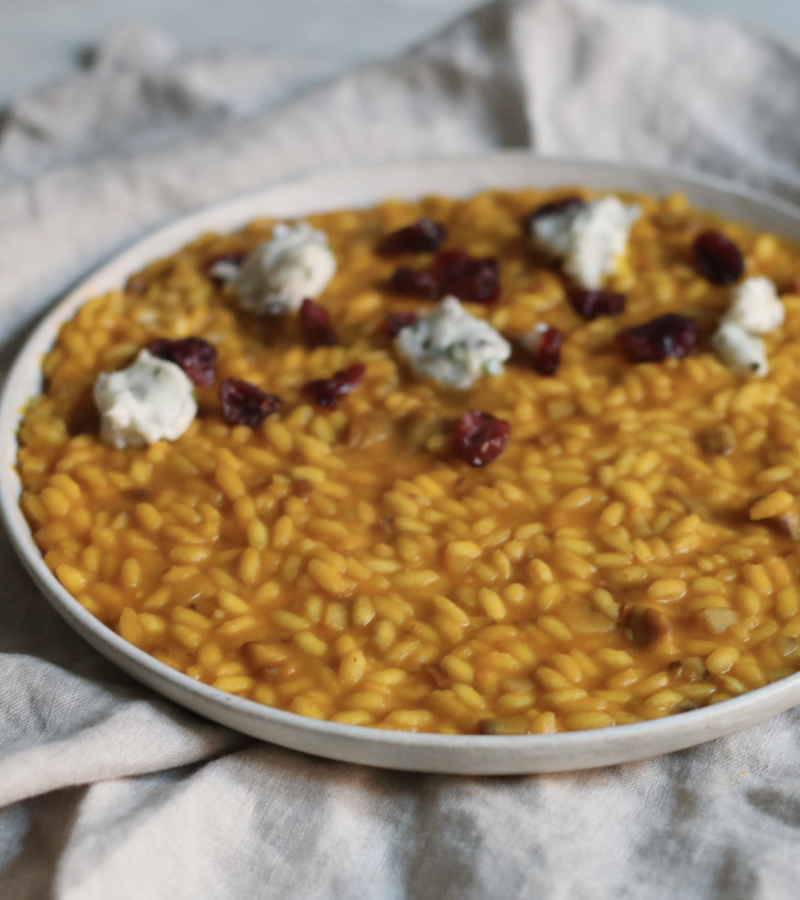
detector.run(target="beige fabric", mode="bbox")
[3,1,800,896]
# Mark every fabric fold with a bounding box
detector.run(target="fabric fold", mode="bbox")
[0,20,340,187]
[0,656,248,809]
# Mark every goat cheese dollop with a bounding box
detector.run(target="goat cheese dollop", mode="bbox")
[710,322,768,377]
[531,196,641,289]
[711,276,782,377]
[233,222,336,315]
[723,276,784,334]
[93,350,197,449]
[394,296,511,390]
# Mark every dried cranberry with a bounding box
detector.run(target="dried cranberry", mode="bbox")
[434,249,500,304]
[299,298,338,348]
[146,338,174,361]
[567,288,626,321]
[171,339,218,387]
[693,230,744,285]
[527,196,585,225]
[378,218,446,255]
[219,378,282,427]
[383,311,419,337]
[452,410,510,467]
[300,363,366,409]
[146,336,217,387]
[616,314,699,362]
[527,326,563,376]
[390,267,439,299]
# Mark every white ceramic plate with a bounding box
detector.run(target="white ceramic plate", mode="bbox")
[5,153,800,775]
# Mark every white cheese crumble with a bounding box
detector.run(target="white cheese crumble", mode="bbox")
[233,221,336,315]
[712,276,782,377]
[208,259,240,283]
[723,276,784,334]
[93,350,197,449]
[394,296,511,390]
[710,322,768,377]
[530,196,641,289]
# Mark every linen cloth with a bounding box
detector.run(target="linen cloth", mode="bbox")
[3,1,800,896]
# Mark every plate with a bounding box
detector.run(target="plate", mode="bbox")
[5,152,800,774]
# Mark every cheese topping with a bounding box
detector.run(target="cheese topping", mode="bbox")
[394,296,511,390]
[93,350,197,449]
[723,276,784,334]
[233,222,336,315]
[531,196,641,289]
[712,276,782,377]
[710,322,768,377]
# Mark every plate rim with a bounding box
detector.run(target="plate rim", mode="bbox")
[5,150,800,774]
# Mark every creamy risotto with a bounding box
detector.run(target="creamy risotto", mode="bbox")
[16,187,800,735]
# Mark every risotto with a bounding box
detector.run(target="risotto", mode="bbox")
[16,186,800,736]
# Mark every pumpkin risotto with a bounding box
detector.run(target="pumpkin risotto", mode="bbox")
[16,187,800,736]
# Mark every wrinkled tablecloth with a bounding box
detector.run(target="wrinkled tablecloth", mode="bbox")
[4,1,800,897]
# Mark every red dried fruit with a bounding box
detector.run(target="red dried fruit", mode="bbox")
[378,218,446,255]
[567,287,626,321]
[383,311,419,337]
[391,249,501,304]
[146,338,173,360]
[526,326,563,376]
[693,230,744,285]
[434,249,501,304]
[299,298,338,348]
[300,363,366,409]
[616,314,699,362]
[171,339,218,388]
[219,378,282,427]
[452,410,510,467]
[390,267,439,299]
[527,196,585,225]
[146,336,217,387]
